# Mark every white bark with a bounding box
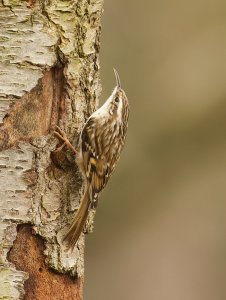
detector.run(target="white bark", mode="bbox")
[0,0,103,298]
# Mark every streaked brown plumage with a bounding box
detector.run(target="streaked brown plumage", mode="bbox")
[54,69,129,249]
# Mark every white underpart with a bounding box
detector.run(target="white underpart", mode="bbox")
[83,86,117,122]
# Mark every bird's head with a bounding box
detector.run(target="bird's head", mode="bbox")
[105,69,129,123]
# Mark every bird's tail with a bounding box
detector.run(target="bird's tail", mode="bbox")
[63,188,90,250]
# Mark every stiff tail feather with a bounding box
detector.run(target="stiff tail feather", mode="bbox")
[63,188,90,250]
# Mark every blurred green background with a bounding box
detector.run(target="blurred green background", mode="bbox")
[85,1,226,299]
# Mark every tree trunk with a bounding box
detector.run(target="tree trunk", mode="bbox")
[0,0,103,299]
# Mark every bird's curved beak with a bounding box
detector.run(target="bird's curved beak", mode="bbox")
[113,68,121,89]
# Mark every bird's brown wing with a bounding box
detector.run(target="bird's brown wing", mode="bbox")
[81,117,112,207]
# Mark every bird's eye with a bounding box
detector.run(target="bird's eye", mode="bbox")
[115,97,120,103]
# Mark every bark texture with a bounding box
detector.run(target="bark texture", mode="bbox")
[0,0,103,298]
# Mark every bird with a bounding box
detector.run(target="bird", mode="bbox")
[54,69,129,250]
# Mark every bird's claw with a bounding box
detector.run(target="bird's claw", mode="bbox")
[54,125,77,155]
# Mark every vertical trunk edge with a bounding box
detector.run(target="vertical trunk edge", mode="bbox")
[0,0,104,298]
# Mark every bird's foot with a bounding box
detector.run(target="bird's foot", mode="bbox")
[54,125,77,155]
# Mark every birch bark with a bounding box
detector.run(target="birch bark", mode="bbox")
[0,0,103,299]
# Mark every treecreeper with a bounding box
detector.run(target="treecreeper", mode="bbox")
[54,69,129,250]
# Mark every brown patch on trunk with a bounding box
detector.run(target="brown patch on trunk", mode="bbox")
[0,65,65,151]
[8,225,83,300]
[26,0,37,8]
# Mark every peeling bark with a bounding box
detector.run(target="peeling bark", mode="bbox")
[0,0,103,298]
[8,225,83,300]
